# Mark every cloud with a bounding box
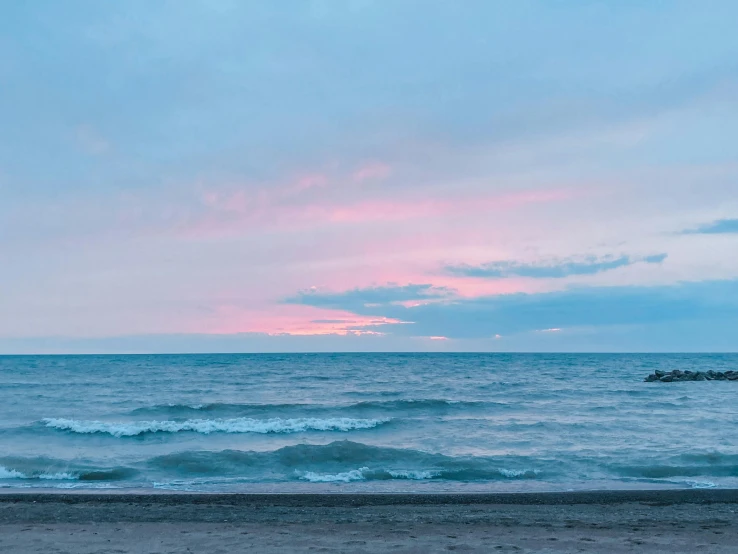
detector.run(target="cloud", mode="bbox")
[444,254,667,279]
[196,304,409,337]
[178,186,571,239]
[284,284,451,312]
[4,2,738,354]
[683,219,738,235]
[352,162,391,182]
[284,279,738,339]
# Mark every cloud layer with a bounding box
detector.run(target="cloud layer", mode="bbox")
[285,280,738,340]
[1,2,738,352]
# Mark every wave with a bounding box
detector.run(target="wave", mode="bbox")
[0,459,137,482]
[2,441,543,487]
[10,442,735,488]
[610,451,738,480]
[149,440,543,482]
[41,417,390,437]
[129,399,495,417]
[298,467,442,482]
[0,466,25,479]
[614,464,738,479]
[298,467,538,483]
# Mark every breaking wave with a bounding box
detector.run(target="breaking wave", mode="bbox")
[149,440,543,483]
[41,417,390,437]
[0,460,137,482]
[297,467,537,483]
[0,466,25,479]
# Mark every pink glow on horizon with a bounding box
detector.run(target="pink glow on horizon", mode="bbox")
[200,304,410,336]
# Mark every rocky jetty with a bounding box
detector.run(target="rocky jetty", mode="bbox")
[645,369,738,382]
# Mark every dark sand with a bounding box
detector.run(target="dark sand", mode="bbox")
[2,490,738,552]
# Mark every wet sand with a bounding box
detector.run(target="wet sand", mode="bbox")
[1,490,737,552]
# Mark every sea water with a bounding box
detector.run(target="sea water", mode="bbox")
[1,353,736,492]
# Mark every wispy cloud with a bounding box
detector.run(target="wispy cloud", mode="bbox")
[199,304,410,337]
[683,219,738,235]
[444,254,667,279]
[284,284,452,312]
[352,162,392,182]
[178,186,571,239]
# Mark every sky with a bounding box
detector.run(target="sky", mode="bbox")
[1,0,737,354]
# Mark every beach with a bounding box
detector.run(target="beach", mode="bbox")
[2,490,737,553]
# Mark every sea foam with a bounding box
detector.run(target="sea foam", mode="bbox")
[299,467,440,483]
[42,417,390,437]
[300,468,370,483]
[0,466,78,480]
[0,466,25,479]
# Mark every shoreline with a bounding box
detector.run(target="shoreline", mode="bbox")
[2,488,738,506]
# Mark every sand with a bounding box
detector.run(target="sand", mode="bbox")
[1,490,737,553]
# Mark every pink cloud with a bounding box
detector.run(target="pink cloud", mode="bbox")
[176,186,572,239]
[293,173,329,191]
[324,188,569,224]
[352,162,392,182]
[199,304,410,336]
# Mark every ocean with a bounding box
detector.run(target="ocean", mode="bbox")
[1,353,736,493]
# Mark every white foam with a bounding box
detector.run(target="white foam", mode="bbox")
[300,467,439,482]
[387,469,438,480]
[49,483,119,490]
[499,468,538,478]
[42,417,390,437]
[0,465,82,480]
[153,481,197,491]
[0,466,25,479]
[300,468,370,483]
[38,472,78,480]
[685,480,717,489]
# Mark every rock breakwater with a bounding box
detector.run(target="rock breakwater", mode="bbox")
[645,369,738,382]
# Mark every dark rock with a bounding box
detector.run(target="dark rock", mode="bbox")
[645,369,738,382]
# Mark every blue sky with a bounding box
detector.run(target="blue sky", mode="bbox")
[1,1,737,353]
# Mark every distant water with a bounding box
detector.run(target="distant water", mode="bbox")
[1,353,737,493]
